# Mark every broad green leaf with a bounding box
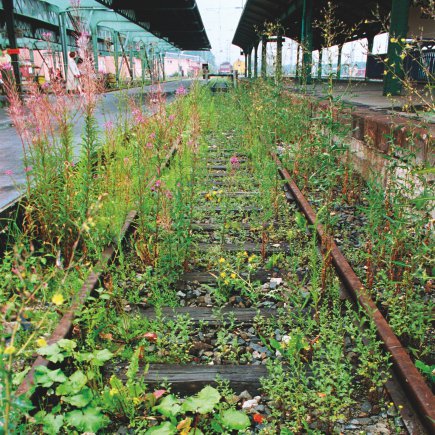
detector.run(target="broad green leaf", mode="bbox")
[13,367,31,386]
[145,422,177,434]
[92,349,114,366]
[220,409,250,430]
[65,407,108,432]
[34,367,67,388]
[61,387,93,408]
[56,370,87,396]
[42,414,64,435]
[182,386,221,414]
[57,339,77,351]
[154,394,181,418]
[37,343,64,363]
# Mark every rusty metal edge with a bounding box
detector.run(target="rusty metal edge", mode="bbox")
[16,143,179,398]
[271,152,435,434]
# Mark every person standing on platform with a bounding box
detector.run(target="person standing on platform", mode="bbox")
[66,51,82,94]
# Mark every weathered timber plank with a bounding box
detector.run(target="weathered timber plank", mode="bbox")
[178,269,270,284]
[196,242,289,253]
[145,364,267,394]
[138,307,276,324]
[197,206,262,213]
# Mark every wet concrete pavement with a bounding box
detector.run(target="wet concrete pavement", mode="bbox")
[0,79,192,211]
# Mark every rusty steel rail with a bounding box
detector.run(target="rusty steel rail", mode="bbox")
[271,152,435,434]
[16,144,178,397]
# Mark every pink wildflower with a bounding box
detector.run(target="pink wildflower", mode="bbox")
[165,190,173,199]
[175,85,187,96]
[146,142,153,149]
[168,114,175,122]
[151,179,161,191]
[230,155,240,168]
[24,166,32,172]
[104,121,114,130]
[149,132,156,139]
[4,169,13,176]
[124,157,130,165]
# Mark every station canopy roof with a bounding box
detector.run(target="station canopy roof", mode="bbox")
[94,0,211,50]
[232,0,391,51]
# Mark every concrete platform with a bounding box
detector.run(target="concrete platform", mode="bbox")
[0,79,193,211]
[284,79,434,124]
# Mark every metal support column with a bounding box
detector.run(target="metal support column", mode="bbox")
[129,46,134,80]
[336,44,342,80]
[91,24,99,73]
[261,35,267,78]
[4,0,21,89]
[318,48,323,79]
[295,43,300,78]
[276,29,283,82]
[59,12,69,79]
[112,30,119,83]
[247,48,252,78]
[383,0,410,95]
[300,0,313,85]
[254,43,258,78]
[365,35,374,81]
[161,53,165,81]
[244,52,248,77]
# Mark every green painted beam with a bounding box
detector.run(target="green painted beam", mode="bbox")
[261,35,267,78]
[383,0,410,96]
[276,29,283,82]
[336,44,342,80]
[254,43,258,78]
[300,0,313,85]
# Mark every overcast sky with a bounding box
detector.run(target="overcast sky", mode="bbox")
[196,0,245,65]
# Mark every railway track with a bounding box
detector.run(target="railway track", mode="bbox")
[10,114,434,432]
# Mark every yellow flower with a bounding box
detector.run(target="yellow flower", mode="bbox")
[220,272,226,278]
[243,251,248,257]
[36,338,47,348]
[51,293,64,306]
[231,273,236,279]
[109,388,119,396]
[390,37,398,43]
[224,279,229,285]
[4,346,16,355]
[218,257,226,264]
[248,255,256,263]
[133,397,141,405]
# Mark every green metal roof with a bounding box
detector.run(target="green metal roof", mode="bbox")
[94,0,211,51]
[232,0,392,51]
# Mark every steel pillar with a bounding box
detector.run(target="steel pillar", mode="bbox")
[91,25,99,73]
[318,48,322,79]
[276,30,283,82]
[244,52,247,77]
[3,0,21,89]
[383,0,410,96]
[295,43,300,78]
[58,13,69,79]
[336,44,343,80]
[365,35,374,81]
[112,30,119,82]
[261,35,267,78]
[254,43,258,78]
[247,48,252,78]
[300,0,313,85]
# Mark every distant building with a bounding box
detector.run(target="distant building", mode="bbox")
[218,62,232,73]
[164,53,202,77]
[233,59,245,74]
